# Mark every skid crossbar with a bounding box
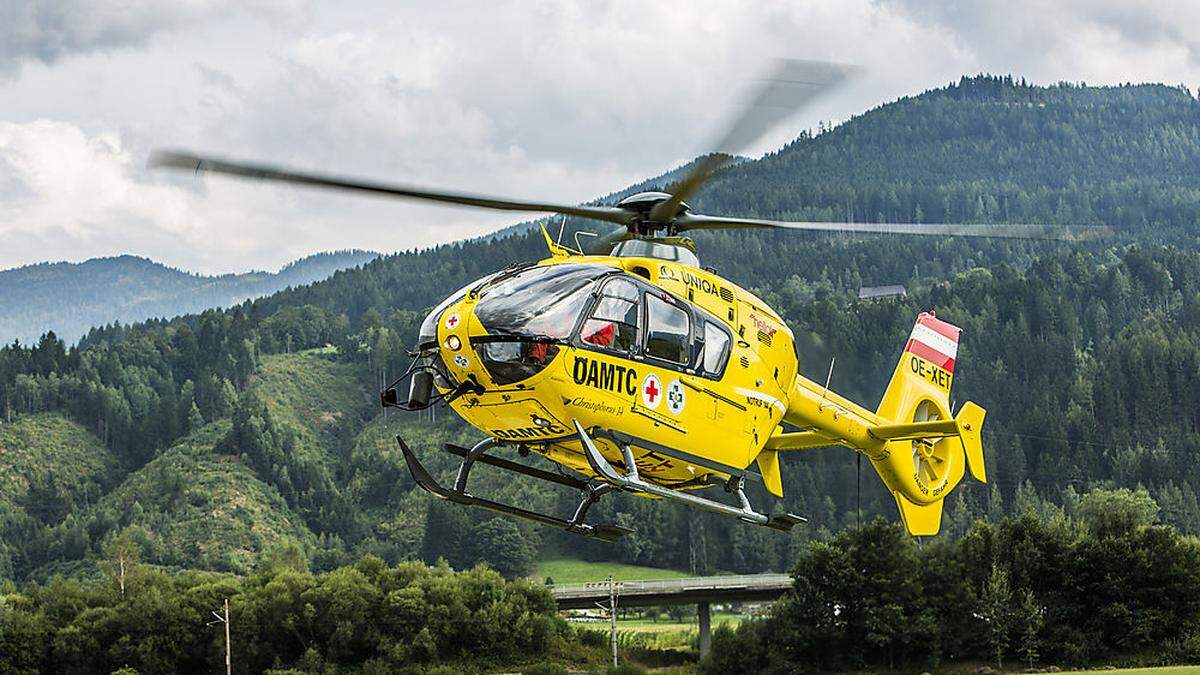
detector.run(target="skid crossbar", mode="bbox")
[397,436,634,543]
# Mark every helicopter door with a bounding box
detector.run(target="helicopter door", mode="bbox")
[643,293,691,365]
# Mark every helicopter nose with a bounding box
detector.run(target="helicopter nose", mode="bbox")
[438,305,478,378]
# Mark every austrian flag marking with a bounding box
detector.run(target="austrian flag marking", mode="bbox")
[905,313,961,372]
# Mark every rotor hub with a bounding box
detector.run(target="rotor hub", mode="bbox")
[616,191,690,236]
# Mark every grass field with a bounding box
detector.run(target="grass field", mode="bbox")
[614,611,748,632]
[571,612,748,653]
[535,557,693,584]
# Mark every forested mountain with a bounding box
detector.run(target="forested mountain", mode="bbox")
[0,250,379,345]
[5,75,1200,588]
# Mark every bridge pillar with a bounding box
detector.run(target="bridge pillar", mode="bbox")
[698,601,712,658]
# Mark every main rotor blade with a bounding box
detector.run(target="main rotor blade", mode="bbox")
[674,213,1112,242]
[649,59,857,224]
[150,150,637,227]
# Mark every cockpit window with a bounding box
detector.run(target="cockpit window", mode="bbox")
[581,277,640,353]
[701,321,731,375]
[611,240,700,267]
[474,264,608,338]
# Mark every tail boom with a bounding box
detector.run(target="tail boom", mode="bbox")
[767,312,987,536]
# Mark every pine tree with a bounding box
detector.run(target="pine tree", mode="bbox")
[988,485,1005,521]
[186,402,204,432]
[980,562,1012,669]
[1018,589,1043,670]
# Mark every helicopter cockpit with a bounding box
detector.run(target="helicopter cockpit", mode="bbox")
[397,261,733,409]
[472,264,603,384]
[402,264,609,404]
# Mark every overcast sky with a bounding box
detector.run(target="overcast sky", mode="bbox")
[3,0,1200,274]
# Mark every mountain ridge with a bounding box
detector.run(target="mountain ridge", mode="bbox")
[0,249,381,345]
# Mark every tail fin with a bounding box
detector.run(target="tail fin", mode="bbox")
[870,312,987,535]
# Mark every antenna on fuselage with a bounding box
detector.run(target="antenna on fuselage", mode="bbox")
[819,356,836,411]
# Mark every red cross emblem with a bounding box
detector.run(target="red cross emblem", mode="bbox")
[445,313,460,329]
[641,374,662,410]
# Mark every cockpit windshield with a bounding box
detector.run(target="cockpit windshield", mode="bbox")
[611,240,700,267]
[474,264,610,338]
[417,273,499,344]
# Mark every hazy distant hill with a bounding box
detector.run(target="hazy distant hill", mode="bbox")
[0,249,379,345]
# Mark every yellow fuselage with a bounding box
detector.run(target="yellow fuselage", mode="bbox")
[434,254,794,488]
[425,248,987,536]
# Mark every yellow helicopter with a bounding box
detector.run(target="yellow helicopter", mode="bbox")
[153,61,1104,541]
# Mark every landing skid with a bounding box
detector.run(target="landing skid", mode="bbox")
[576,421,806,532]
[397,436,634,543]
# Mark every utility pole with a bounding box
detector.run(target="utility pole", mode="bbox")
[856,451,862,529]
[209,598,232,675]
[609,576,618,668]
[224,598,232,675]
[595,576,619,667]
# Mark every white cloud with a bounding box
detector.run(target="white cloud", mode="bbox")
[0,120,243,270]
[881,0,1200,85]
[1,1,1199,273]
[0,0,308,75]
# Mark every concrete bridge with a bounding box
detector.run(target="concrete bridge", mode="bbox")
[550,573,793,656]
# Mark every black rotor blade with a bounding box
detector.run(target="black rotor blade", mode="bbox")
[674,213,1112,242]
[649,59,857,224]
[150,150,636,227]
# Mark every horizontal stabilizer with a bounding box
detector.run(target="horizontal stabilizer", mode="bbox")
[873,401,987,484]
[870,417,959,441]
